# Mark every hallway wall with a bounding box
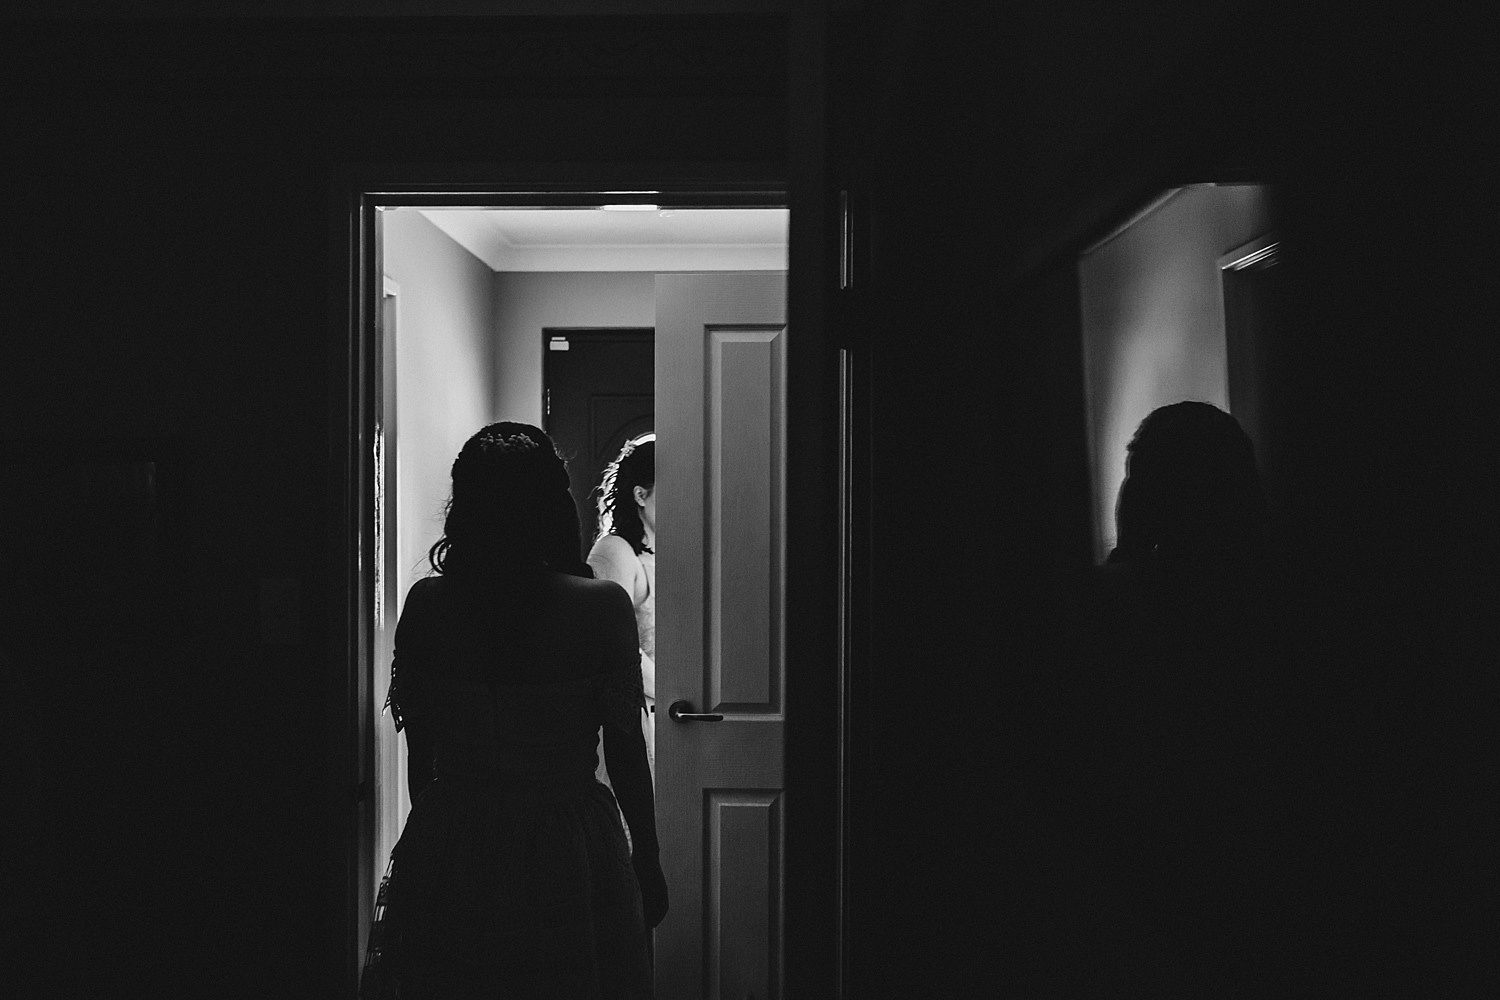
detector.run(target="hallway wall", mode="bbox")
[492,271,656,427]
[381,209,499,602]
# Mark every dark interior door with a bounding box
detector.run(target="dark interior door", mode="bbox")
[542,328,655,562]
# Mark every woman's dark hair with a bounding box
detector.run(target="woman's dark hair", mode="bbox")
[593,438,655,555]
[1110,401,1267,565]
[428,422,589,582]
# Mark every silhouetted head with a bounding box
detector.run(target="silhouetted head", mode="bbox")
[594,438,655,555]
[428,422,587,582]
[1110,401,1266,566]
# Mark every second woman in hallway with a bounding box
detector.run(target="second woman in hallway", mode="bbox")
[587,438,656,781]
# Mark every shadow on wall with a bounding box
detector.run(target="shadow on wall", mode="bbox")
[1079,182,1273,562]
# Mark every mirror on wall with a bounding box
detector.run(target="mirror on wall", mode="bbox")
[1078,182,1276,563]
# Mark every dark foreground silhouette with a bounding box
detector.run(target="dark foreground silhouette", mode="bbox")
[1056,402,1342,991]
[361,423,666,1000]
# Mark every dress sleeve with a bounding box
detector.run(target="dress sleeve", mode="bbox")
[594,586,647,729]
[385,659,407,734]
[386,579,433,733]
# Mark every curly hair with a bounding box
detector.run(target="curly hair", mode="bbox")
[593,438,654,555]
[428,422,589,582]
[1111,401,1266,565]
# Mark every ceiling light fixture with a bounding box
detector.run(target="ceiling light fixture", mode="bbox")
[599,204,660,212]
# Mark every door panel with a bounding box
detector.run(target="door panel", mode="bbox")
[708,790,782,1000]
[656,273,787,1000]
[709,327,784,712]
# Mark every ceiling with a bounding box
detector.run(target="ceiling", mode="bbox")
[413,208,789,273]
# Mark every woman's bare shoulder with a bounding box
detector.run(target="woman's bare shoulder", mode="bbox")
[398,575,443,618]
[552,569,633,606]
[588,533,637,562]
[586,534,640,584]
[405,575,442,596]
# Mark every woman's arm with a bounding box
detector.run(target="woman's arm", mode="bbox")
[393,580,437,803]
[595,582,668,927]
[404,717,435,803]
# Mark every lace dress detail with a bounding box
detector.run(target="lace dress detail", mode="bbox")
[596,649,648,730]
[634,551,655,662]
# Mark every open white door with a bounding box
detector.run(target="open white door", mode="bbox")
[654,272,787,1000]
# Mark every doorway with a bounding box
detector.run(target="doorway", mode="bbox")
[342,185,822,999]
[542,327,655,561]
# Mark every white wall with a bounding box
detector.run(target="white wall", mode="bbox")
[382,209,499,600]
[380,256,659,587]
[1079,183,1272,561]
[374,209,499,872]
[492,271,656,425]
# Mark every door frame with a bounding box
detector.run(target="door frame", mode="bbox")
[328,168,848,996]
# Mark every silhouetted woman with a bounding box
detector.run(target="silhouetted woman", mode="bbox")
[586,439,656,781]
[362,423,667,999]
[1066,401,1318,990]
[1107,400,1268,573]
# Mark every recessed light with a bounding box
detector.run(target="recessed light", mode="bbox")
[600,204,659,212]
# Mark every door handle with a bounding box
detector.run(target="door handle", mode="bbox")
[668,700,724,722]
